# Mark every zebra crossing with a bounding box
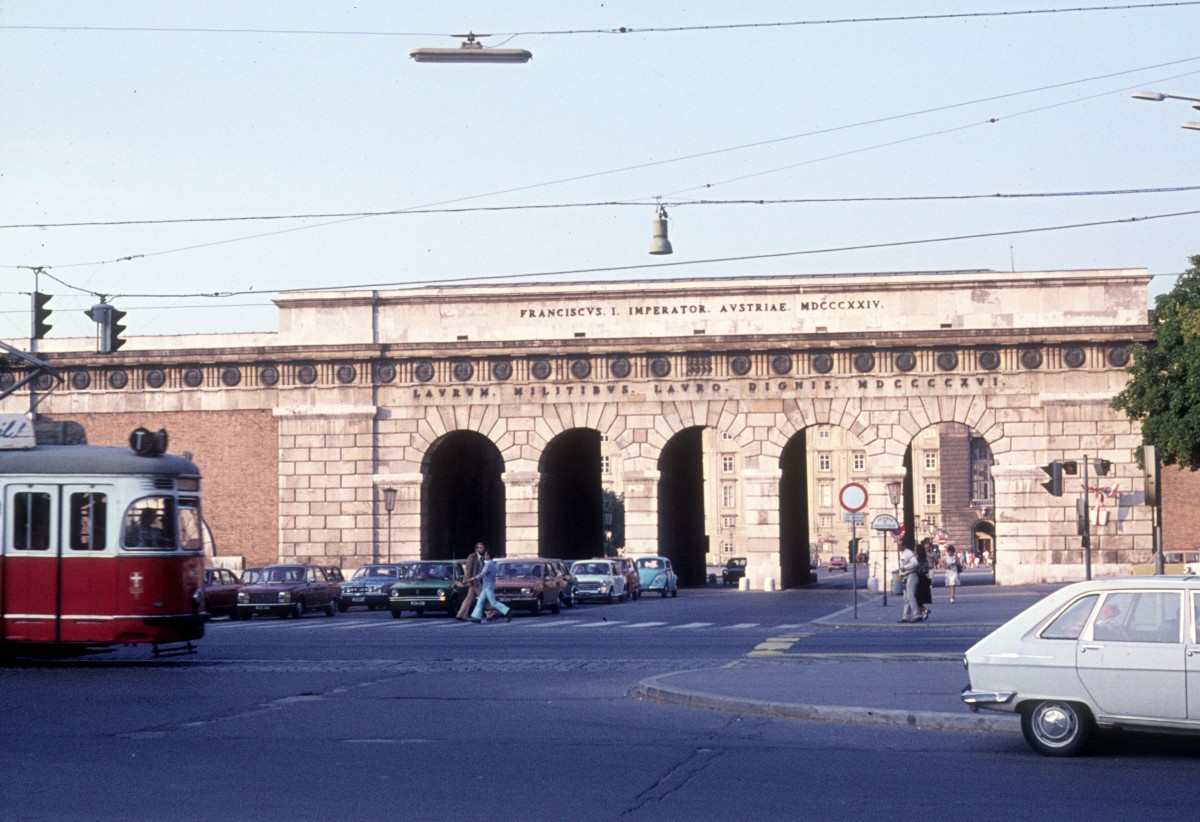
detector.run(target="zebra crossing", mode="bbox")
[212,616,812,634]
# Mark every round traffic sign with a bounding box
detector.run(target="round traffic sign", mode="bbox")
[838,482,868,513]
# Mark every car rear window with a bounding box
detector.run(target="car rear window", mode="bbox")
[1039,594,1098,640]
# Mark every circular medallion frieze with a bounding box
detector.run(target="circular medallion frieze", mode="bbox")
[452,361,474,382]
[1107,346,1130,368]
[260,365,280,386]
[570,358,592,380]
[71,370,91,391]
[978,350,1001,371]
[145,368,166,389]
[812,353,834,374]
[1063,346,1086,369]
[853,352,875,373]
[374,363,396,384]
[0,373,12,392]
[649,356,671,378]
[1020,349,1043,370]
[109,369,128,390]
[609,357,631,379]
[183,368,204,388]
[936,350,959,372]
[221,367,242,387]
[530,358,552,380]
[491,360,513,381]
[770,354,793,376]
[336,364,357,385]
[729,355,752,376]
[297,364,319,385]
[34,373,54,392]
[413,361,435,383]
[895,351,916,372]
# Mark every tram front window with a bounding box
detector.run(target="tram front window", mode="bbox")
[178,504,202,552]
[123,498,175,549]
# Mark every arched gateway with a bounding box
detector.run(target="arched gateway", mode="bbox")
[14,269,1154,586]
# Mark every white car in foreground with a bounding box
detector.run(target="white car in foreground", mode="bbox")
[963,576,1200,756]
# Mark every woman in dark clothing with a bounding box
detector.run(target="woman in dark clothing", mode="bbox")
[915,540,933,621]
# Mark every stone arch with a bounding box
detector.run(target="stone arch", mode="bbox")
[537,427,604,560]
[657,425,708,586]
[419,430,506,561]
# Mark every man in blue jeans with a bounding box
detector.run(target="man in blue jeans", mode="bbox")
[470,550,512,623]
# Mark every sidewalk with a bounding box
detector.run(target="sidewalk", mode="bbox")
[630,583,1062,733]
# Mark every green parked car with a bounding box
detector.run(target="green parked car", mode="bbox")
[388,561,466,618]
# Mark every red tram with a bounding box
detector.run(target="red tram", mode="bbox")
[0,427,206,656]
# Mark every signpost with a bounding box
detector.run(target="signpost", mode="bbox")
[839,483,868,619]
[871,514,900,606]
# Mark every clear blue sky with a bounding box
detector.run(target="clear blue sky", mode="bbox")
[2,1,1198,341]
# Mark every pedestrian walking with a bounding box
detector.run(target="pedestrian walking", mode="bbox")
[456,542,487,621]
[470,550,512,623]
[898,540,920,623]
[943,545,962,603]
[915,539,933,621]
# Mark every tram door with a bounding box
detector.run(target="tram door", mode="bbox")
[1,485,112,643]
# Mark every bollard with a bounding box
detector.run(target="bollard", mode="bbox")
[738,577,750,592]
[764,577,777,592]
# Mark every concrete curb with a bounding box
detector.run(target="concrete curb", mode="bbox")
[629,669,1021,734]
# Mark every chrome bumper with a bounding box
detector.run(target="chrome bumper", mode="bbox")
[961,687,1017,711]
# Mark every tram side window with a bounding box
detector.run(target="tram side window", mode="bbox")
[69,492,108,551]
[123,498,175,549]
[177,502,203,552]
[13,492,52,551]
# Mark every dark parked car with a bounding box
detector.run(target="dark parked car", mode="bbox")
[389,561,465,618]
[722,557,747,586]
[610,556,641,600]
[236,563,340,619]
[495,558,564,616]
[201,568,243,619]
[339,563,408,611]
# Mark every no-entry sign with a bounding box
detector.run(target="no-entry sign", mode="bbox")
[838,482,868,513]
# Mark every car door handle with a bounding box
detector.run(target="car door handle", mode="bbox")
[1080,644,1102,653]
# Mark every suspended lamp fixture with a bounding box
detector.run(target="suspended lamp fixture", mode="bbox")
[648,203,673,256]
[411,32,532,64]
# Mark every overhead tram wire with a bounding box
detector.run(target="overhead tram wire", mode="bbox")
[4,3,1198,37]
[34,208,1200,301]
[3,186,1199,231]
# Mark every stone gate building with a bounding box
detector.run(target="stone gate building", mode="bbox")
[16,268,1157,587]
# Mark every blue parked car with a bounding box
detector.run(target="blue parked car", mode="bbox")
[635,556,678,598]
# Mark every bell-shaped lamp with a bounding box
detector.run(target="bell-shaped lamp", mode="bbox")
[648,208,673,255]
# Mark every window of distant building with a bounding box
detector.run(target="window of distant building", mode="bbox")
[819,453,832,472]
[853,452,865,471]
[819,514,832,529]
[722,455,734,473]
[820,484,832,507]
[925,451,938,471]
[723,485,735,508]
[601,456,611,475]
[818,427,831,440]
[925,482,939,506]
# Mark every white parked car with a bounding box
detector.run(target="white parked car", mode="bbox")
[569,559,627,603]
[962,576,1200,756]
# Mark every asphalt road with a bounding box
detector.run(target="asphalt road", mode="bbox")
[1,582,1196,821]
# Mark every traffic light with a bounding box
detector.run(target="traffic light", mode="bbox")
[84,303,128,354]
[1041,461,1064,496]
[1143,445,1160,506]
[1093,458,1112,476]
[32,291,53,339]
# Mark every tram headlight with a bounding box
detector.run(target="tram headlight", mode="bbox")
[278,591,292,603]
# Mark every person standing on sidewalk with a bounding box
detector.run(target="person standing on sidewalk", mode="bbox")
[470,549,512,623]
[456,542,487,621]
[943,545,962,603]
[898,539,920,623]
[915,539,933,621]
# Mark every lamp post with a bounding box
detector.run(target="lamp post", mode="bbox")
[1131,91,1200,131]
[382,487,397,564]
[885,480,903,606]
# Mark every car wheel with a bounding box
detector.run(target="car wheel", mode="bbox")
[550,595,561,615]
[324,599,337,617]
[531,597,543,617]
[607,590,615,604]
[290,601,304,619]
[671,586,678,597]
[391,607,403,619]
[1021,701,1093,757]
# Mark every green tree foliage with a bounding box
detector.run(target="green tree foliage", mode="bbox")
[1112,255,1200,470]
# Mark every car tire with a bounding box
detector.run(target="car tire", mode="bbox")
[324,599,337,617]
[391,608,403,619]
[671,587,678,597]
[290,601,304,619]
[607,590,615,604]
[550,595,561,615]
[531,597,542,617]
[1021,700,1093,757]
